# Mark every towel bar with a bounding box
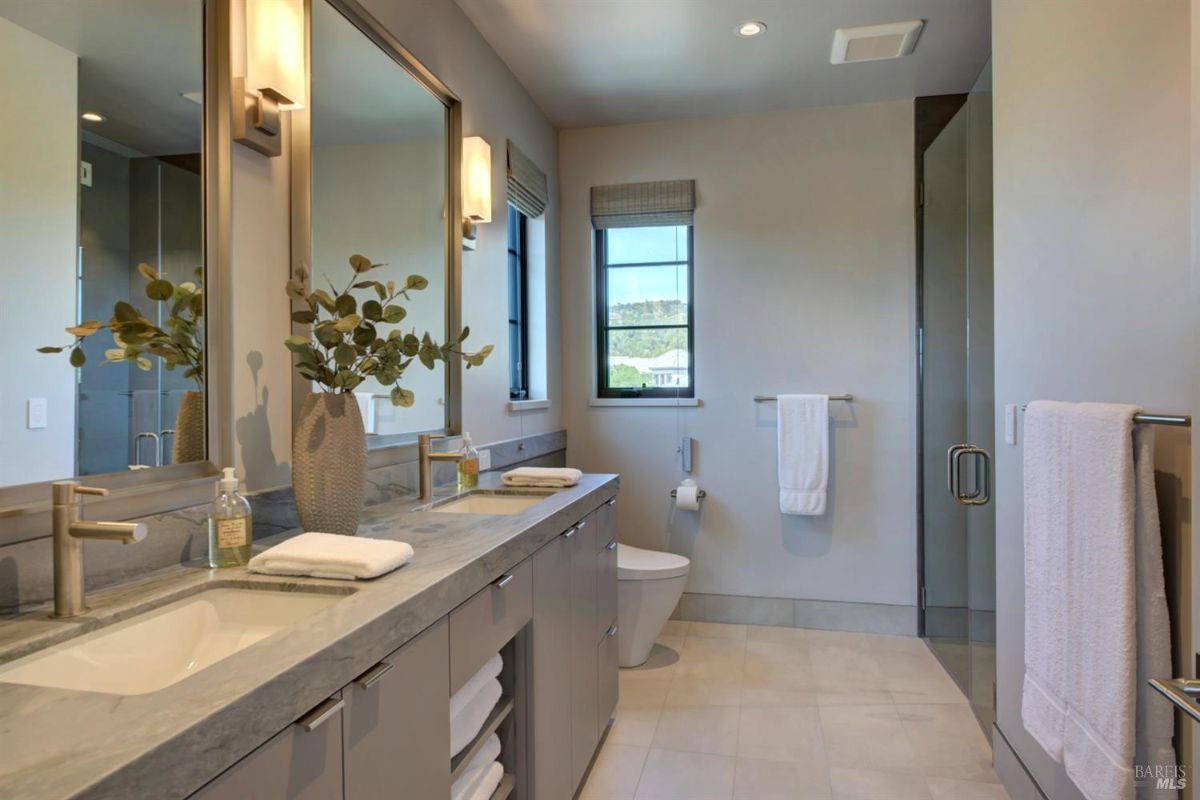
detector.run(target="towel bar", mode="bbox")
[754,394,853,403]
[1019,404,1191,427]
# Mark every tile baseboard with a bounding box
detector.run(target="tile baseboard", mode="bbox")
[673,591,918,636]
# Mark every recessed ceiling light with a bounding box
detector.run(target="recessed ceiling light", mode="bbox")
[80,112,104,123]
[735,20,767,38]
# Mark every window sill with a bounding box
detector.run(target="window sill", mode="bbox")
[507,399,550,412]
[589,397,700,407]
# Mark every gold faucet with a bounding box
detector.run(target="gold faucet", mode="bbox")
[418,433,464,501]
[52,481,147,618]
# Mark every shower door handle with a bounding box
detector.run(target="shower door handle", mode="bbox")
[947,444,991,506]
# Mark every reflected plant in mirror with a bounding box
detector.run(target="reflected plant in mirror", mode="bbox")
[285,255,491,535]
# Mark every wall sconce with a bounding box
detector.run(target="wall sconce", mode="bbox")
[461,136,491,249]
[233,0,306,157]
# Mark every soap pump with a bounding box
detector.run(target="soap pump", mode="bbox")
[208,467,252,568]
[458,433,480,490]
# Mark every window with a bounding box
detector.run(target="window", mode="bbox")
[507,204,529,400]
[596,225,694,398]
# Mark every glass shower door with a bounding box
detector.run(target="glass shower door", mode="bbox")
[920,83,995,731]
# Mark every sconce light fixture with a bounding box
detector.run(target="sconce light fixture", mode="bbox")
[461,136,491,249]
[233,0,306,157]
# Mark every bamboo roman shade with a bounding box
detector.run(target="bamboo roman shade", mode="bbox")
[590,179,696,229]
[506,140,548,218]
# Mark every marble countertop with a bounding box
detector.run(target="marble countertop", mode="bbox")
[0,473,618,800]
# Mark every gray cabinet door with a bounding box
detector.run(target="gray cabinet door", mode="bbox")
[344,618,450,800]
[192,692,345,800]
[569,511,599,791]
[598,624,619,737]
[596,497,618,642]
[449,557,534,695]
[529,531,573,800]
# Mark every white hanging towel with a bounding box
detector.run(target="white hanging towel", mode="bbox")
[776,394,828,515]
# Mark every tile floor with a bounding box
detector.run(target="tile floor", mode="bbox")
[580,621,1011,800]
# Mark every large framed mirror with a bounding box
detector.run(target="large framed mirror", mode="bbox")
[292,0,462,461]
[0,0,230,539]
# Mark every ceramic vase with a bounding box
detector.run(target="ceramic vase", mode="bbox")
[292,392,366,535]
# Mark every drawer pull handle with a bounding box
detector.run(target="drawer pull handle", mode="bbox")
[563,527,577,538]
[298,697,344,732]
[578,520,588,529]
[605,539,617,551]
[606,625,618,638]
[494,573,515,589]
[606,498,616,507]
[354,660,395,690]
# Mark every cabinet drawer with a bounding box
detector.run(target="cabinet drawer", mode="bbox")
[192,692,344,800]
[598,623,619,736]
[449,557,533,694]
[597,536,617,643]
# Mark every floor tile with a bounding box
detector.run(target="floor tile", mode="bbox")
[733,756,832,799]
[737,705,826,764]
[926,776,1011,799]
[816,688,893,706]
[665,679,742,707]
[688,622,749,641]
[580,744,648,800]
[743,652,819,692]
[895,704,992,769]
[819,705,919,772]
[652,705,740,756]
[634,749,735,800]
[608,706,661,747]
[742,687,819,707]
[747,624,808,644]
[829,766,932,799]
[617,678,671,710]
[746,637,810,662]
[660,620,690,638]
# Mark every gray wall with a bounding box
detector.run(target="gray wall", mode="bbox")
[559,101,919,616]
[993,2,1192,798]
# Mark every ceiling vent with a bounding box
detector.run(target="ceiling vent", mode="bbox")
[830,20,924,64]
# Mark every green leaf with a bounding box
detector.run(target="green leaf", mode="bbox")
[333,343,356,366]
[405,275,429,291]
[349,254,374,273]
[314,325,342,348]
[291,309,316,324]
[310,289,337,313]
[113,301,141,323]
[286,279,307,299]
[352,323,376,348]
[334,294,356,317]
[390,386,415,407]
[137,263,158,281]
[69,347,86,368]
[362,300,382,322]
[37,346,64,353]
[333,313,361,333]
[417,345,435,370]
[66,320,104,337]
[402,333,420,356]
[284,335,312,351]
[457,326,471,343]
[382,305,407,324]
[146,279,174,301]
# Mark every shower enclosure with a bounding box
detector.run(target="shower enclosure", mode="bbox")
[917,67,995,732]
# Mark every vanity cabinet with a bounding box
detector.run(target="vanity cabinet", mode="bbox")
[529,530,574,800]
[193,692,345,800]
[568,511,600,791]
[343,619,450,800]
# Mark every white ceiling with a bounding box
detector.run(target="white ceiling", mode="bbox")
[455,0,991,128]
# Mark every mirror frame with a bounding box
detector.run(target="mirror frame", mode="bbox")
[291,0,464,469]
[0,0,234,546]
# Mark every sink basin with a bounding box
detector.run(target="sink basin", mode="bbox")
[426,491,552,515]
[0,588,344,695]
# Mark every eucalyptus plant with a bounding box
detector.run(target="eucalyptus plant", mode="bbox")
[39,264,204,389]
[285,255,492,407]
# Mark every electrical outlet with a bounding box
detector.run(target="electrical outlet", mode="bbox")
[80,161,92,187]
[478,448,491,471]
[27,398,47,429]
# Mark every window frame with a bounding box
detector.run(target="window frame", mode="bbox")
[507,204,530,400]
[594,225,695,399]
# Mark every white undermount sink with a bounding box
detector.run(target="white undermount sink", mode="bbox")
[426,492,551,515]
[0,588,344,696]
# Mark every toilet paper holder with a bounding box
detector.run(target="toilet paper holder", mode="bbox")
[669,487,707,499]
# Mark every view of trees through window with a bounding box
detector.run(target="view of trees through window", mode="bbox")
[598,225,693,396]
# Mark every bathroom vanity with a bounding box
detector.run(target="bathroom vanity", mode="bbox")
[0,475,619,800]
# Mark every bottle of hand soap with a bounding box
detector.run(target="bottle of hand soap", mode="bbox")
[208,467,252,568]
[458,433,480,490]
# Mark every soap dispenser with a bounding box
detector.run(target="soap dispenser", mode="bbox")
[208,467,252,568]
[458,433,480,490]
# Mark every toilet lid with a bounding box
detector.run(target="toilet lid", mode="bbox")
[618,543,690,580]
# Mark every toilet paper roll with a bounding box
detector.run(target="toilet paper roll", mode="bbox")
[674,481,700,511]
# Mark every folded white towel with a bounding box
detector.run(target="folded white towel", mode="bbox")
[451,735,501,800]
[247,532,413,580]
[458,762,503,800]
[450,654,503,720]
[450,678,502,758]
[777,395,828,515]
[501,467,582,488]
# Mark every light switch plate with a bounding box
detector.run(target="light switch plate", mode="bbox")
[1004,403,1017,446]
[80,161,92,187]
[27,397,47,429]
[478,448,491,471]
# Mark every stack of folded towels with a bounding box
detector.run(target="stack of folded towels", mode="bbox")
[501,467,582,488]
[449,653,505,800]
[247,532,413,580]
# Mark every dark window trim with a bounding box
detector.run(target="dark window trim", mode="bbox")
[595,225,695,399]
[507,205,529,400]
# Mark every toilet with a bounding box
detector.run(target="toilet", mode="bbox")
[617,544,690,668]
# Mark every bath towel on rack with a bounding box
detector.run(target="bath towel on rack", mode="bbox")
[776,394,828,515]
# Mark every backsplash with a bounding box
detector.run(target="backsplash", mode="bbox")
[0,430,566,614]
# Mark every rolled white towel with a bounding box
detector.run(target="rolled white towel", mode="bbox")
[247,532,413,580]
[450,654,503,720]
[459,762,504,800]
[501,467,582,488]
[451,735,501,800]
[450,678,502,757]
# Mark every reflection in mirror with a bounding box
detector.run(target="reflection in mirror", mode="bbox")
[0,0,205,487]
[310,0,449,442]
